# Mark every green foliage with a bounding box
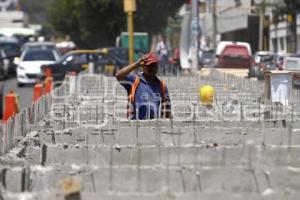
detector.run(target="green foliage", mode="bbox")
[272,5,286,24]
[134,0,183,35]
[19,0,54,23]
[284,0,300,11]
[271,0,300,24]
[49,0,183,48]
[49,0,125,48]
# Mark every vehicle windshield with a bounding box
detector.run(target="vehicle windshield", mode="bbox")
[201,51,214,59]
[62,54,89,64]
[223,46,249,56]
[23,50,56,61]
[0,42,20,57]
[26,45,55,50]
[259,55,274,63]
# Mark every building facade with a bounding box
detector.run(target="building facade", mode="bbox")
[0,0,28,28]
[269,15,300,53]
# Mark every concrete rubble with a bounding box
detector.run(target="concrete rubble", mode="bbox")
[1,70,300,199]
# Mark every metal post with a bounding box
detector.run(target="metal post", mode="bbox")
[88,62,94,74]
[109,145,113,191]
[258,4,264,50]
[212,0,217,49]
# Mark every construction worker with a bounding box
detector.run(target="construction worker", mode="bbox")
[116,52,171,120]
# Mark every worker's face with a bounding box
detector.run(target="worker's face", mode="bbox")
[143,63,158,77]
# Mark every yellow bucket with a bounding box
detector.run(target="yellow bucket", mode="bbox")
[199,85,214,105]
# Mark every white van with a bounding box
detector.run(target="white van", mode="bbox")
[283,56,300,87]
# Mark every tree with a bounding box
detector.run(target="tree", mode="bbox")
[49,0,125,48]
[134,0,183,36]
[283,0,300,10]
[19,0,54,23]
[48,0,184,48]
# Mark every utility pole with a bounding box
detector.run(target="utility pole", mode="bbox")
[258,1,264,51]
[251,0,255,13]
[124,0,136,64]
[212,0,217,49]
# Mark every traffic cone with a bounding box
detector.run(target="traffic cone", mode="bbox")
[33,83,43,102]
[44,68,52,78]
[44,77,53,94]
[3,91,20,122]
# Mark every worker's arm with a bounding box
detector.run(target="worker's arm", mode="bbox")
[116,57,145,81]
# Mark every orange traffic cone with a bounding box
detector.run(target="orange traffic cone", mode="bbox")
[44,77,53,94]
[3,91,20,122]
[44,68,52,78]
[33,83,43,102]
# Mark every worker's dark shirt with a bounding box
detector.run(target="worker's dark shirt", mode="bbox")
[120,72,170,120]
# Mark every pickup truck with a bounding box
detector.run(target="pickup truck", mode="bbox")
[216,41,252,69]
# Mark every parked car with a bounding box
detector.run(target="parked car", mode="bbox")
[199,49,215,68]
[0,37,21,73]
[16,48,60,87]
[41,50,115,81]
[20,42,61,57]
[0,49,10,79]
[216,41,252,69]
[249,51,275,79]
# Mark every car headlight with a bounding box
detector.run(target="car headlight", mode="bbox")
[18,65,25,70]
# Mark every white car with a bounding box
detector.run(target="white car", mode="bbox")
[16,48,60,87]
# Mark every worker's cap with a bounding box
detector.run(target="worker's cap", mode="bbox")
[144,52,159,66]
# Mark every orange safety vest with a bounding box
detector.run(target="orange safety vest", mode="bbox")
[127,76,167,119]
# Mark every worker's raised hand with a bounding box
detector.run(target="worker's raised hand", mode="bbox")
[137,55,147,67]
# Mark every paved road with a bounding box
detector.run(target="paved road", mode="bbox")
[3,76,34,109]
